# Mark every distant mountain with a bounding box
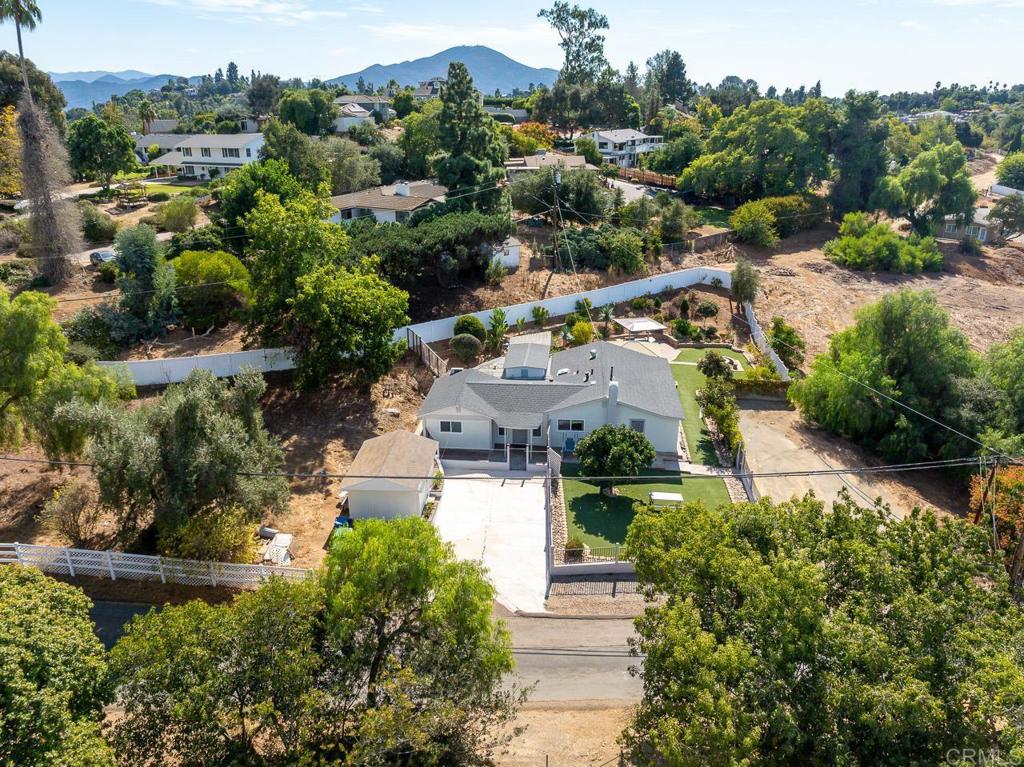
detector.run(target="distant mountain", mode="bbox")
[49,69,156,83]
[54,74,201,109]
[328,45,558,95]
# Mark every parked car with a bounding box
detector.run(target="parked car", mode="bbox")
[89,250,115,266]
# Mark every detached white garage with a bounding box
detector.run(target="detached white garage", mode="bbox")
[340,432,440,521]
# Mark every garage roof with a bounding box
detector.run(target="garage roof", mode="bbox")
[340,431,439,491]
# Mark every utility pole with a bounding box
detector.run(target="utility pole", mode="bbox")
[551,171,562,272]
[972,460,999,525]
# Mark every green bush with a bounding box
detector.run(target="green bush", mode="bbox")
[453,315,487,343]
[571,320,595,345]
[531,305,550,327]
[730,200,779,247]
[64,341,100,365]
[631,296,651,312]
[0,259,34,287]
[996,152,1024,190]
[154,196,198,233]
[565,534,585,562]
[759,194,828,237]
[0,217,29,251]
[97,260,119,284]
[605,229,645,275]
[79,201,119,244]
[673,318,699,340]
[450,333,483,364]
[172,250,251,329]
[166,224,225,259]
[157,506,257,563]
[485,257,507,286]
[62,304,143,357]
[146,191,171,203]
[825,213,943,273]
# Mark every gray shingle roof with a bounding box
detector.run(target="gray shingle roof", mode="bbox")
[419,341,683,426]
[503,342,550,372]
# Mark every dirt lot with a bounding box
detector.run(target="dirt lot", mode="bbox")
[260,356,434,567]
[687,228,1024,361]
[739,402,968,519]
[498,703,631,767]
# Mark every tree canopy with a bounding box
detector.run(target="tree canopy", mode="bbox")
[66,115,136,189]
[538,2,609,85]
[624,491,1024,767]
[575,424,655,493]
[436,62,505,201]
[218,158,305,231]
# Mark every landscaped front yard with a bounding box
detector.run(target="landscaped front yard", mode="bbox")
[671,347,749,466]
[561,464,732,551]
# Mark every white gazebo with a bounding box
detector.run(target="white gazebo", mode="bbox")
[614,317,668,337]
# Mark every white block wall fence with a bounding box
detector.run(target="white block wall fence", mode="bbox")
[0,542,310,589]
[97,266,790,386]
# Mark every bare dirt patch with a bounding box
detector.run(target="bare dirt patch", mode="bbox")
[260,356,434,567]
[738,402,968,519]
[121,321,247,360]
[716,227,1024,360]
[498,702,631,767]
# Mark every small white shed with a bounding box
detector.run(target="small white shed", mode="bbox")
[492,237,522,270]
[340,432,440,521]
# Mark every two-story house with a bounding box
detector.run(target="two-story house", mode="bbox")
[587,129,664,168]
[149,133,264,180]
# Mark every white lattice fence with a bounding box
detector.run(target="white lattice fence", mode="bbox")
[0,543,310,589]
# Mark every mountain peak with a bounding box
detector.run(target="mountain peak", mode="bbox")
[328,45,557,94]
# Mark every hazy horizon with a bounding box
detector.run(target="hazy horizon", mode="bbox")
[6,0,1024,96]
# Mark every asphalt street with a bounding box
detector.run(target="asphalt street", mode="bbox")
[90,602,643,702]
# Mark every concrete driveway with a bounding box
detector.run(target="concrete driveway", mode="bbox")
[433,466,548,613]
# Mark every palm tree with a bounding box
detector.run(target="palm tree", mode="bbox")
[138,99,157,134]
[598,304,614,336]
[0,0,42,102]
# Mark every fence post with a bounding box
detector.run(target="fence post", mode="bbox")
[64,547,75,577]
[157,557,166,584]
[106,550,116,580]
[615,543,620,562]
[208,561,217,587]
[14,542,23,567]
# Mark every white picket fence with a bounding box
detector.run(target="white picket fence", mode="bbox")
[99,267,735,385]
[0,542,310,589]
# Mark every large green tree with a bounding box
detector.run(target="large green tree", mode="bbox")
[871,141,976,236]
[680,99,833,202]
[0,567,113,767]
[829,90,890,217]
[624,491,1024,767]
[243,189,350,346]
[990,193,1024,239]
[398,99,441,178]
[86,368,288,546]
[66,115,136,189]
[644,49,695,106]
[996,152,1024,189]
[277,87,336,135]
[0,50,65,132]
[110,517,522,766]
[259,117,331,189]
[790,290,979,462]
[217,158,304,230]
[436,62,505,201]
[575,424,656,494]
[538,2,609,85]
[290,258,409,387]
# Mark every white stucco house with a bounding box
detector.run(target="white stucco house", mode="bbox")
[419,339,684,464]
[586,129,664,168]
[329,181,448,224]
[334,94,393,121]
[149,133,264,180]
[339,431,441,521]
[333,102,375,133]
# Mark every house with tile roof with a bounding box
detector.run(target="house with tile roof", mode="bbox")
[419,338,684,463]
[329,181,448,224]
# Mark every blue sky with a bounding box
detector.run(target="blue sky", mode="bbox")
[6,0,1024,94]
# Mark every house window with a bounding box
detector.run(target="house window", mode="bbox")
[532,426,542,437]
[201,147,212,158]
[630,419,646,434]
[222,147,240,158]
[184,165,195,175]
[439,421,462,433]
[945,222,958,234]
[557,419,584,432]
[497,427,505,436]
[966,225,979,237]
[246,148,252,157]
[182,147,193,157]
[979,228,988,242]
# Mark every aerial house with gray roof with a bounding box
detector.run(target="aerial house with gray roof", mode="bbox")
[418,338,684,465]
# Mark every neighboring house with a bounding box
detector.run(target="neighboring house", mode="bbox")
[419,339,684,463]
[148,118,179,134]
[335,94,393,120]
[412,77,447,101]
[339,431,441,521]
[900,109,967,126]
[504,151,597,180]
[991,184,1024,199]
[942,203,1004,244]
[329,181,447,224]
[134,132,196,162]
[149,133,264,180]
[334,102,375,133]
[586,129,664,168]
[484,106,529,124]
[238,117,260,133]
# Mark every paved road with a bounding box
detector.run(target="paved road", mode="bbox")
[90,602,642,702]
[607,178,650,204]
[69,231,173,266]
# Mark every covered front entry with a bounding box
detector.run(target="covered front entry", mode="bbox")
[499,425,541,471]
